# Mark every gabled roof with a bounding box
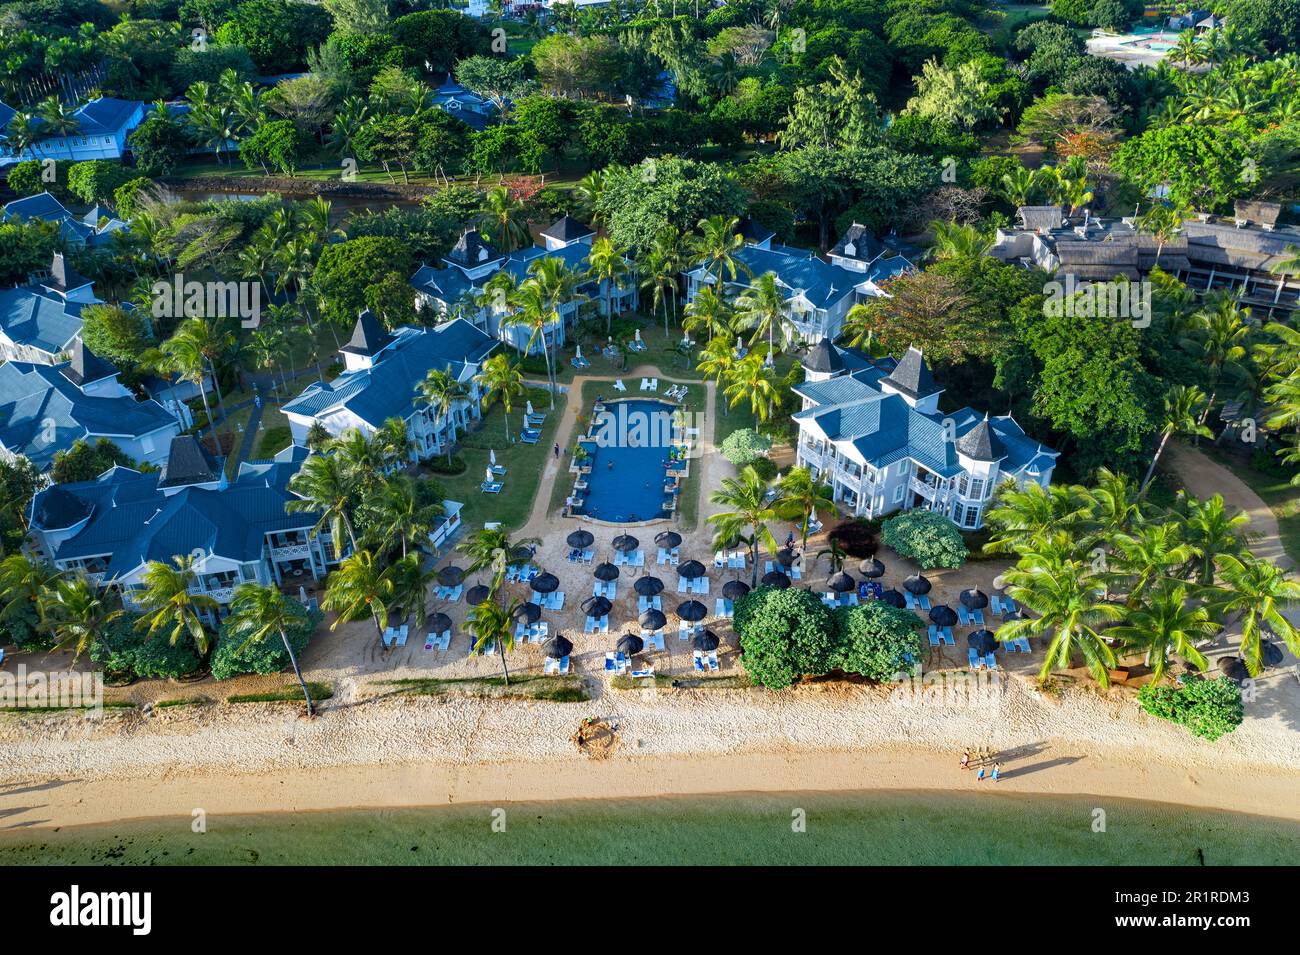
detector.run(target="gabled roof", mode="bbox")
[1018,206,1065,232]
[340,308,393,357]
[70,97,141,135]
[830,223,884,263]
[540,214,594,243]
[159,434,220,488]
[879,346,940,401]
[45,253,90,294]
[30,483,91,529]
[3,191,74,224]
[738,217,776,245]
[0,286,85,355]
[447,229,503,268]
[59,339,116,387]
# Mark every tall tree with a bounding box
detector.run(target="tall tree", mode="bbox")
[227,582,318,717]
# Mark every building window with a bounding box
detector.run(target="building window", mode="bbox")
[897,460,910,475]
[969,478,985,500]
[893,484,906,504]
[961,506,980,528]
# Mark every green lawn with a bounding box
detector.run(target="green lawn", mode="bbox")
[428,385,565,533]
[1203,448,1300,565]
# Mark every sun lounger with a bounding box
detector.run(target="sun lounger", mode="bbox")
[968,648,981,669]
[983,653,998,670]
[919,595,931,611]
[641,629,665,650]
[990,595,1004,615]
[629,666,654,678]
[972,609,986,627]
[715,597,732,619]
[519,431,540,444]
[550,591,565,610]
[605,652,624,673]
[941,627,954,645]
[692,577,709,595]
[640,378,650,391]
[677,577,689,593]
[544,656,558,674]
[927,626,940,646]
[905,591,917,609]
[424,629,451,651]
[613,379,627,392]
[648,379,658,392]
[789,564,801,580]
[558,655,570,674]
[480,480,503,493]
[678,621,692,641]
[442,584,462,603]
[381,627,395,648]
[585,615,598,633]
[707,651,719,672]
[1017,636,1031,653]
[638,595,661,613]
[958,606,972,626]
[693,650,706,672]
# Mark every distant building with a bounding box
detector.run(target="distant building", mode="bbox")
[0,253,99,364]
[26,444,345,620]
[683,221,916,345]
[0,97,146,166]
[990,201,1300,318]
[2,191,128,247]
[430,81,497,131]
[0,340,181,472]
[792,340,1058,529]
[411,215,637,355]
[282,310,497,459]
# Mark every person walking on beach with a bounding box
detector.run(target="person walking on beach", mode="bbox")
[553,443,560,458]
[991,763,1001,782]
[976,766,986,782]
[960,749,971,771]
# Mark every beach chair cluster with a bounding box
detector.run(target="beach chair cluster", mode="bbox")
[507,563,539,584]
[968,648,999,670]
[469,636,497,656]
[613,550,645,567]
[714,550,746,570]
[904,590,931,611]
[571,353,590,369]
[638,594,663,613]
[957,605,987,627]
[525,410,546,429]
[927,625,955,647]
[481,477,504,494]
[657,546,680,565]
[714,597,735,619]
[821,591,859,608]
[381,624,409,648]
[1003,636,1032,653]
[544,655,571,674]
[664,384,687,400]
[436,582,463,602]
[584,614,611,634]
[592,580,617,599]
[677,576,709,594]
[514,621,550,644]
[534,590,565,611]
[858,580,884,601]
[566,548,595,563]
[519,427,542,444]
[628,336,648,353]
[678,621,704,641]
[693,649,720,672]
[640,629,665,650]
[639,378,659,392]
[990,595,1019,617]
[763,560,802,580]
[424,628,452,651]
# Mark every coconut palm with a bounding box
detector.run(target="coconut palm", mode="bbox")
[1140,385,1214,495]
[361,473,443,558]
[415,367,468,463]
[996,534,1124,686]
[927,221,992,261]
[1,112,40,156]
[1109,582,1215,681]
[999,165,1040,207]
[476,185,530,252]
[374,417,412,471]
[386,553,437,631]
[226,583,318,716]
[466,594,520,685]
[458,526,541,594]
[690,215,751,329]
[696,332,740,415]
[572,170,607,223]
[984,483,1091,554]
[841,301,877,352]
[0,555,62,642]
[775,466,834,553]
[733,271,786,353]
[638,246,675,337]
[36,96,79,137]
[1183,293,1250,426]
[328,427,385,480]
[649,226,688,325]
[708,464,779,587]
[1206,554,1300,674]
[1175,492,1249,586]
[724,352,780,425]
[1082,467,1145,542]
[586,236,630,335]
[287,452,360,551]
[683,284,733,343]
[246,324,289,394]
[475,353,526,441]
[1110,522,1196,606]
[501,281,559,406]
[158,327,216,435]
[38,576,123,660]
[134,556,219,655]
[1135,203,1190,266]
[322,549,394,640]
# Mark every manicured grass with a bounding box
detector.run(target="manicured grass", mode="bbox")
[1203,448,1300,565]
[227,682,333,704]
[377,674,591,703]
[429,385,565,533]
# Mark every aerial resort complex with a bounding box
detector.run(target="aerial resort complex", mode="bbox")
[0,0,1299,880]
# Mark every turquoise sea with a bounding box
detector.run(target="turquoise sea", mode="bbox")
[2,790,1297,865]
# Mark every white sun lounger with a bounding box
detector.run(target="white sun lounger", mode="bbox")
[544,656,558,674]
[648,379,658,392]
[614,379,627,392]
[707,651,719,672]
[640,378,650,391]
[641,630,665,650]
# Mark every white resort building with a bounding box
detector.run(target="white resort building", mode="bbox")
[792,340,1060,530]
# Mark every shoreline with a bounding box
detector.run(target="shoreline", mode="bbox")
[7,742,1300,834]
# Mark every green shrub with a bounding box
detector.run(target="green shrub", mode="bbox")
[734,586,838,689]
[720,428,772,466]
[210,601,321,681]
[828,519,879,558]
[427,454,468,475]
[834,602,924,681]
[749,456,778,481]
[90,616,203,681]
[1138,676,1244,741]
[256,425,292,458]
[881,509,968,569]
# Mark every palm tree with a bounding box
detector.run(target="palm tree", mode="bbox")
[1140,385,1214,495]
[1135,203,1191,267]
[329,427,384,480]
[159,328,216,436]
[1082,467,1145,543]
[0,555,62,642]
[476,185,530,252]
[475,353,526,441]
[287,452,360,551]
[733,271,786,353]
[683,284,733,344]
[572,170,607,223]
[999,166,1040,207]
[690,215,750,336]
[501,281,558,407]
[386,553,437,631]
[927,221,992,261]
[1110,522,1196,606]
[695,332,740,416]
[1110,582,1215,682]
[38,576,123,660]
[586,236,630,335]
[134,556,219,655]
[638,247,674,337]
[708,464,779,587]
[1183,293,1250,426]
[362,473,443,558]
[841,301,878,352]
[724,352,780,425]
[775,466,834,553]
[227,583,318,717]
[374,417,412,471]
[246,325,289,394]
[466,595,520,685]
[415,367,468,464]
[1206,554,1300,674]
[322,549,394,640]
[1,112,40,157]
[458,526,541,595]
[36,96,79,137]
[1177,493,1248,586]
[984,482,1090,555]
[996,534,1124,686]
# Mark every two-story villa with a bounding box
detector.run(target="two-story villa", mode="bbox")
[792,340,1059,529]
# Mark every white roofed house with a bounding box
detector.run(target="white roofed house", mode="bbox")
[683,221,916,346]
[282,309,498,463]
[410,215,638,356]
[792,339,1059,530]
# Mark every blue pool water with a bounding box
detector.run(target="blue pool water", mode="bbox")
[577,399,678,523]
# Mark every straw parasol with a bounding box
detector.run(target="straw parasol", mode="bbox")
[676,599,707,622]
[655,531,682,549]
[512,601,541,625]
[593,561,620,581]
[617,633,645,656]
[465,584,491,605]
[968,629,998,656]
[427,612,452,634]
[566,530,594,549]
[639,608,667,631]
[859,558,885,578]
[877,588,906,608]
[827,571,855,593]
[693,630,720,651]
[1217,656,1249,682]
[774,547,796,567]
[438,565,464,586]
[634,576,664,596]
[761,570,791,589]
[611,534,639,552]
[929,604,958,627]
[529,572,559,594]
[543,636,573,659]
[902,573,931,595]
[678,559,707,579]
[959,588,989,610]
[581,594,612,616]
[722,579,751,601]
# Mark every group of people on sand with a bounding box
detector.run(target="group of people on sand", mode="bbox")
[960,748,1001,782]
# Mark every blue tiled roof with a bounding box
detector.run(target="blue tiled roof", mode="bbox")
[0,286,83,354]
[412,243,601,306]
[0,361,175,470]
[283,319,496,429]
[4,191,73,223]
[71,98,141,135]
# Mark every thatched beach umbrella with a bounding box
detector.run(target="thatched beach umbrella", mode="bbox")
[512,601,541,625]
[1261,641,1286,669]
[543,636,573,659]
[1217,656,1249,682]
[722,579,750,601]
[510,543,537,563]
[617,633,645,656]
[968,629,998,656]
[427,612,452,634]
[530,572,559,594]
[959,588,989,610]
[878,588,906,608]
[902,573,931,595]
[611,534,639,552]
[566,529,594,549]
[582,595,613,618]
[676,599,707,622]
[465,584,491,606]
[438,565,464,586]
[655,530,682,549]
[775,547,796,567]
[639,608,667,631]
[693,630,720,651]
[859,558,885,578]
[634,575,664,596]
[761,570,791,589]
[678,559,706,579]
[929,604,958,627]
[593,561,620,581]
[828,571,855,593]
